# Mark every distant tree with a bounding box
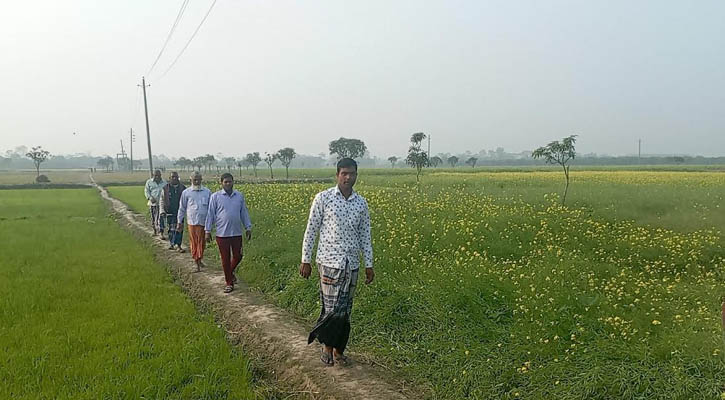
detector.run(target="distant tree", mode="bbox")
[672,156,685,164]
[117,157,131,171]
[264,152,277,179]
[235,159,245,176]
[276,147,296,179]
[245,152,262,178]
[203,154,216,172]
[447,155,459,168]
[223,157,236,171]
[465,157,477,168]
[532,134,577,205]
[192,156,204,171]
[329,137,367,160]
[388,156,398,168]
[405,132,428,183]
[175,157,192,171]
[430,156,442,168]
[97,156,114,172]
[25,146,50,177]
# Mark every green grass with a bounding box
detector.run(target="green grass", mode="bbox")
[0,189,257,399]
[107,170,725,399]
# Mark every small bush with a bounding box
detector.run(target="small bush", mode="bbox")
[35,174,50,183]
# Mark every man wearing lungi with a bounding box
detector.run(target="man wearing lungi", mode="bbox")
[300,158,375,366]
[177,172,211,271]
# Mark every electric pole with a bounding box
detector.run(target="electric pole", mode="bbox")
[139,77,153,177]
[129,128,134,172]
[427,134,431,166]
[638,139,641,163]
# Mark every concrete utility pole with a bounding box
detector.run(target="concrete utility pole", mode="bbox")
[129,128,134,172]
[638,139,642,163]
[139,77,153,177]
[427,134,431,164]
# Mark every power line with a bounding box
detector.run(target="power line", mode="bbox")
[146,0,191,77]
[158,0,218,80]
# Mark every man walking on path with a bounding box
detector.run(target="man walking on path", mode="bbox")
[160,171,186,252]
[299,158,374,367]
[205,173,252,293]
[144,169,166,237]
[178,172,211,271]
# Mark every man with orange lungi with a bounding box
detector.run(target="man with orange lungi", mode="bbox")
[177,171,211,271]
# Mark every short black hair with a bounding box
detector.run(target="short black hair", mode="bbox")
[336,158,358,173]
[220,173,234,182]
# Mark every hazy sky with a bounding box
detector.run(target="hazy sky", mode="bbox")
[2,0,723,158]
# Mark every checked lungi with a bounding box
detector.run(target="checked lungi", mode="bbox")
[308,261,359,352]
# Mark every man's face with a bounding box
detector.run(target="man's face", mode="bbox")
[336,167,357,189]
[169,173,179,185]
[192,176,202,186]
[222,177,234,192]
[153,171,162,181]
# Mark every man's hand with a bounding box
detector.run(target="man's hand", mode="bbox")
[299,262,312,279]
[245,229,252,241]
[365,268,375,284]
[175,224,182,232]
[205,232,212,243]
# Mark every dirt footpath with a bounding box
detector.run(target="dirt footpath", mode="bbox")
[95,182,415,400]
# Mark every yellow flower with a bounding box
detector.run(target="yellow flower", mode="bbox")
[651,320,661,325]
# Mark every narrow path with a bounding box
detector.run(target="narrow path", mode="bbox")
[91,178,413,400]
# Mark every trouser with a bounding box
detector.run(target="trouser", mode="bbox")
[215,236,243,286]
[150,205,165,233]
[188,225,206,261]
[165,214,182,246]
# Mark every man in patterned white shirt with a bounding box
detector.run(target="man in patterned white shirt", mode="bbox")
[300,158,374,366]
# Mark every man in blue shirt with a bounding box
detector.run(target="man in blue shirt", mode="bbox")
[205,173,252,293]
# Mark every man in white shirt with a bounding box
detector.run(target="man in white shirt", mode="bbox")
[300,158,374,366]
[143,169,166,237]
[177,172,212,271]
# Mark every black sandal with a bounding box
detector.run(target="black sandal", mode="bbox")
[320,350,334,366]
[223,285,234,293]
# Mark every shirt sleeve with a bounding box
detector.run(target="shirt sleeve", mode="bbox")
[359,199,374,269]
[301,193,324,264]
[240,194,252,230]
[177,191,187,225]
[144,180,151,200]
[204,194,216,233]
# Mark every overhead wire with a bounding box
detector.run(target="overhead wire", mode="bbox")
[157,0,218,81]
[146,0,191,78]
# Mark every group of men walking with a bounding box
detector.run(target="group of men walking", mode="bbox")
[142,158,374,366]
[145,170,250,293]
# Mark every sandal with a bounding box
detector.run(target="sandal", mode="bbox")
[223,285,234,293]
[334,353,350,367]
[177,247,186,253]
[320,350,334,366]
